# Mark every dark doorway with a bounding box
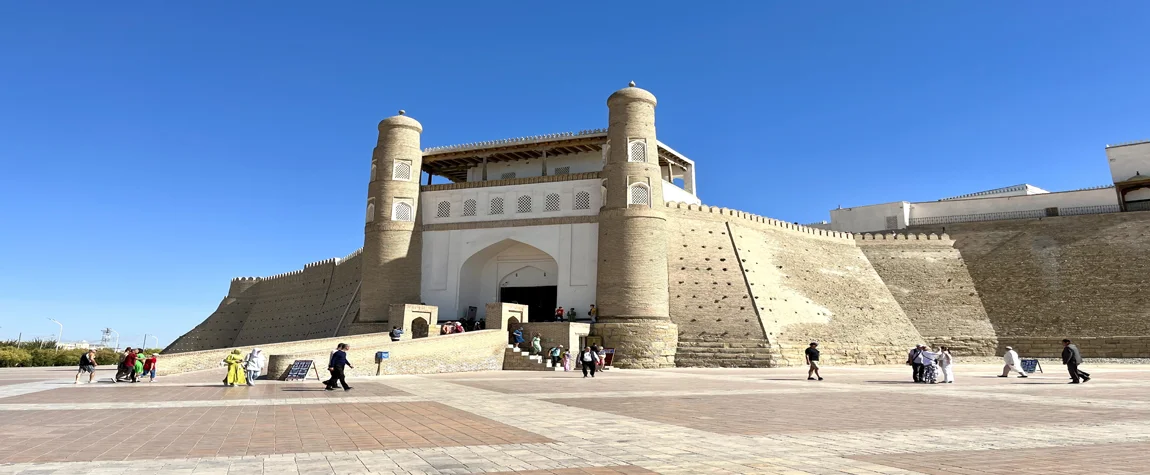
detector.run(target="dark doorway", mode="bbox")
[500,286,557,323]
[411,317,429,339]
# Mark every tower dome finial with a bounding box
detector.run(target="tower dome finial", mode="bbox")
[628,81,636,87]
[398,109,406,116]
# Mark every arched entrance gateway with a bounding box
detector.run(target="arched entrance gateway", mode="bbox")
[458,239,558,324]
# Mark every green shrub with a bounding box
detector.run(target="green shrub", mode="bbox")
[0,347,32,367]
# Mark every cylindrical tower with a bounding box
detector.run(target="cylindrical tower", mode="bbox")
[361,110,424,323]
[592,82,677,368]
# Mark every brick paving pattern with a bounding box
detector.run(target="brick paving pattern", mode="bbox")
[850,441,1150,474]
[3,363,1150,473]
[0,382,408,403]
[0,402,549,463]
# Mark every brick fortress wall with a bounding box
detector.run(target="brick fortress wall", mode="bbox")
[665,203,923,367]
[907,211,1150,358]
[165,249,365,353]
[855,233,997,356]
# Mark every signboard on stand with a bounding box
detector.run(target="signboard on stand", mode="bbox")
[1021,358,1043,374]
[285,360,321,381]
[603,348,615,369]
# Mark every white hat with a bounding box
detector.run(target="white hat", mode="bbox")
[1005,346,1013,350]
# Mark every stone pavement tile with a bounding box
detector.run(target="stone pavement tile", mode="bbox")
[486,467,658,474]
[449,374,777,394]
[850,441,1150,474]
[0,402,549,464]
[542,391,1150,436]
[0,382,410,404]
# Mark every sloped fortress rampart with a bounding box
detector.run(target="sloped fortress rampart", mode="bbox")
[167,84,1150,365]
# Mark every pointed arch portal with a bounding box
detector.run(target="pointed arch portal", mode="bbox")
[458,239,558,323]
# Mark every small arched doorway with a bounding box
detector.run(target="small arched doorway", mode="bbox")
[411,317,429,339]
[507,316,521,345]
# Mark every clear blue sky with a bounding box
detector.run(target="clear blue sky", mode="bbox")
[1,2,1147,347]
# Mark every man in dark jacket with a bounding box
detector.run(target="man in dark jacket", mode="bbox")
[1062,339,1090,384]
[324,343,354,391]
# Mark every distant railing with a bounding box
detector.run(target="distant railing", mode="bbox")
[908,204,1126,226]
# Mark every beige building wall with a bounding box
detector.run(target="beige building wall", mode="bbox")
[908,211,1150,358]
[665,203,923,366]
[855,233,997,356]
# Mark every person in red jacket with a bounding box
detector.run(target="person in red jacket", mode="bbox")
[142,354,158,382]
[123,350,139,383]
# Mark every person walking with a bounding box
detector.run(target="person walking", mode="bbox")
[390,326,403,342]
[588,304,597,323]
[223,349,247,386]
[562,348,573,372]
[531,334,542,356]
[75,349,97,384]
[549,345,562,367]
[142,353,158,383]
[805,342,823,381]
[938,346,955,383]
[1062,339,1091,384]
[579,346,598,378]
[999,346,1029,378]
[512,328,525,349]
[243,348,264,385]
[324,343,354,391]
[596,346,607,371]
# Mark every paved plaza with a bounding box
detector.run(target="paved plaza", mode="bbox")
[1,363,1148,474]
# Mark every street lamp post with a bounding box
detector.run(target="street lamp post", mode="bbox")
[148,335,159,350]
[48,319,63,352]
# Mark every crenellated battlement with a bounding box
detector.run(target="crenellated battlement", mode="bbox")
[665,201,855,240]
[856,232,952,241]
[423,129,606,154]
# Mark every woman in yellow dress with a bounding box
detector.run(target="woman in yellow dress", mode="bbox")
[223,349,247,387]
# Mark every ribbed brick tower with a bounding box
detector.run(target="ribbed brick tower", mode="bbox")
[361,111,424,323]
[592,82,678,368]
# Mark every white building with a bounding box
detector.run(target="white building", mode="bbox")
[828,140,1150,233]
[416,129,699,322]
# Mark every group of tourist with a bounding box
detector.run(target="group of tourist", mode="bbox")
[439,321,468,335]
[549,304,597,322]
[221,348,265,387]
[107,347,158,384]
[905,344,956,384]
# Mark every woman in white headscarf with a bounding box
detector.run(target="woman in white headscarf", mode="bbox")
[243,348,265,386]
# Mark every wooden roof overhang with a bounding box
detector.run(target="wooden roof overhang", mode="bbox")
[422,130,694,183]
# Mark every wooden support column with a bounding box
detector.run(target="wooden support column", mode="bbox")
[481,155,488,181]
[541,150,548,176]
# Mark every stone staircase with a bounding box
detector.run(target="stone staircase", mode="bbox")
[502,344,560,371]
[676,337,787,367]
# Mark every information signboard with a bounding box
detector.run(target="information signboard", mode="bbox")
[603,348,615,368]
[285,360,316,381]
[1021,358,1043,374]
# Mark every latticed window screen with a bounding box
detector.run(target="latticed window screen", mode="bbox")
[463,199,477,216]
[574,191,591,210]
[545,193,561,212]
[517,195,532,213]
[628,139,647,163]
[490,197,504,215]
[392,200,413,221]
[553,166,570,175]
[629,184,650,206]
[500,172,517,180]
[436,201,451,218]
[393,159,416,180]
[885,216,897,229]
[365,201,375,223]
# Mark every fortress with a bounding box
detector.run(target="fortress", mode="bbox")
[166,83,1150,369]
